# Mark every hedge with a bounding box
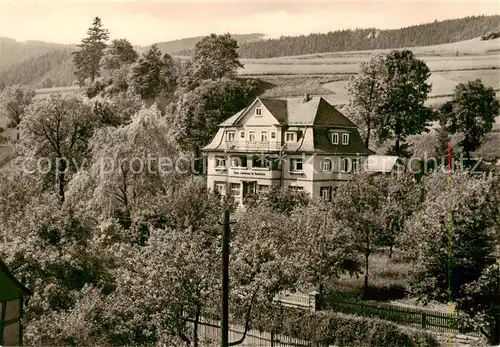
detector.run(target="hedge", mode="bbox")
[252,307,440,347]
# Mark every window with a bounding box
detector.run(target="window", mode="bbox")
[341,158,350,173]
[255,107,262,116]
[215,156,226,168]
[322,159,332,172]
[270,131,276,140]
[331,133,339,145]
[248,131,256,142]
[226,131,236,142]
[260,131,268,142]
[231,156,247,168]
[258,184,269,194]
[214,181,226,195]
[285,132,296,143]
[352,158,360,172]
[320,187,331,201]
[290,158,303,172]
[342,133,350,145]
[230,183,240,196]
[240,131,245,139]
[253,155,269,169]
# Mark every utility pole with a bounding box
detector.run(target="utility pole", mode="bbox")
[220,209,230,347]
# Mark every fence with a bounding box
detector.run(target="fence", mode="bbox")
[186,316,329,347]
[326,298,482,337]
[274,291,481,337]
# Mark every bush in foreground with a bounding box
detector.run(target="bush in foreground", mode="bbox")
[254,307,439,347]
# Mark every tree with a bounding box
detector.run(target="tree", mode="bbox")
[91,90,143,127]
[333,172,387,298]
[401,171,497,304]
[100,39,138,71]
[129,44,176,100]
[191,33,244,81]
[73,17,109,85]
[65,105,178,228]
[0,85,35,141]
[438,79,500,163]
[0,195,116,346]
[346,53,387,148]
[245,185,310,216]
[376,50,433,157]
[379,173,423,258]
[19,93,96,202]
[170,77,260,171]
[457,260,500,345]
[291,200,359,308]
[230,206,301,341]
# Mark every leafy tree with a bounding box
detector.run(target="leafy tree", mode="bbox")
[376,50,433,157]
[334,172,387,298]
[0,84,35,141]
[379,173,423,258]
[73,17,109,85]
[0,168,42,242]
[66,105,178,228]
[0,195,116,346]
[438,79,500,163]
[129,44,176,100]
[19,93,97,202]
[291,200,359,308]
[245,185,310,216]
[100,38,138,71]
[230,206,301,341]
[401,171,497,304]
[191,33,244,81]
[91,90,143,127]
[170,77,260,171]
[457,260,500,345]
[346,53,387,147]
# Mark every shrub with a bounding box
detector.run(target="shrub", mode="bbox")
[254,307,439,347]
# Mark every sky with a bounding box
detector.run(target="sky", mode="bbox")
[0,0,499,46]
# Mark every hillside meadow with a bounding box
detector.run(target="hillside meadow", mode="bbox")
[2,37,499,167]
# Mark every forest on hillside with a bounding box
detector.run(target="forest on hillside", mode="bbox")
[0,48,76,89]
[232,15,500,58]
[151,33,265,55]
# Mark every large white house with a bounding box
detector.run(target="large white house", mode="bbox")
[202,95,375,203]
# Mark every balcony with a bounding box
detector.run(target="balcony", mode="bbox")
[224,141,284,152]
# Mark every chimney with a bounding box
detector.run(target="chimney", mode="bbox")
[303,93,311,103]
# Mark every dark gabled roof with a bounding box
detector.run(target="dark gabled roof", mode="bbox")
[312,128,373,155]
[0,257,32,301]
[259,98,288,124]
[313,98,357,127]
[218,96,358,127]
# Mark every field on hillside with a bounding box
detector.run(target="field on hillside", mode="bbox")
[240,37,500,104]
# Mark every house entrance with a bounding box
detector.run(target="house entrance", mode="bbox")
[242,181,256,201]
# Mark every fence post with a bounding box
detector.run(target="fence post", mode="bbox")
[422,312,427,329]
[309,291,320,312]
[270,331,275,347]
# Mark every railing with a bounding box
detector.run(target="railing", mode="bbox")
[186,316,318,347]
[276,291,482,337]
[326,298,482,337]
[225,141,284,151]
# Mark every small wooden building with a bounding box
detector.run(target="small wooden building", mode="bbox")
[0,258,32,346]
